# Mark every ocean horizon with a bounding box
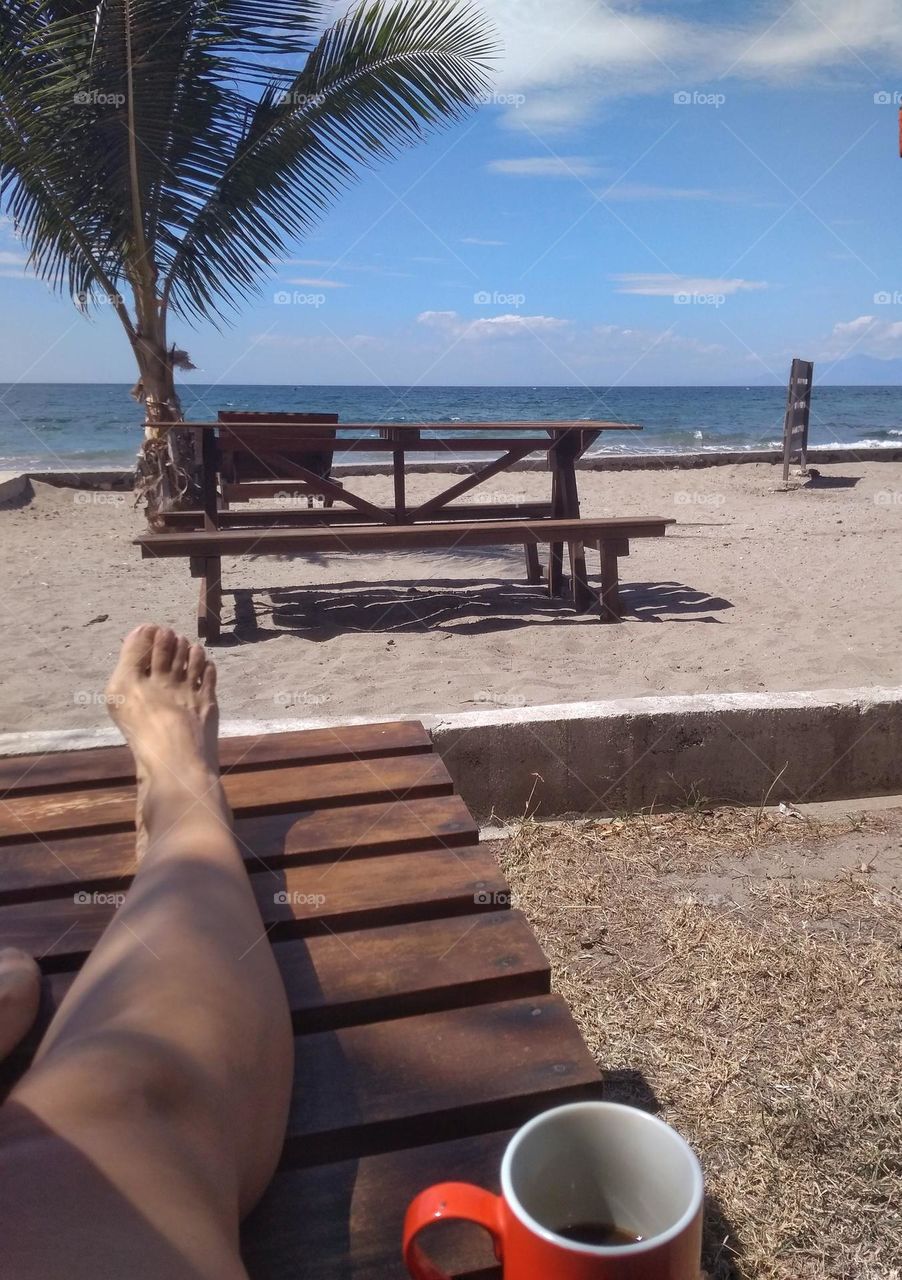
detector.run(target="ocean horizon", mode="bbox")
[1,382,901,472]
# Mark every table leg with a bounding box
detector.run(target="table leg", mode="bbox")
[393,449,406,523]
[197,556,222,642]
[598,540,622,623]
[546,463,565,598]
[559,457,591,610]
[525,543,543,584]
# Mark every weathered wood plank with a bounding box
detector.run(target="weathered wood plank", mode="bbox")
[137,517,675,560]
[7,912,551,1076]
[242,1129,515,1280]
[0,754,453,843]
[0,795,477,905]
[0,722,433,799]
[0,845,507,967]
[282,995,602,1166]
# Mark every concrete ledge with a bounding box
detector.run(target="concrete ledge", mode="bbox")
[0,472,32,507]
[2,687,902,821]
[422,687,902,818]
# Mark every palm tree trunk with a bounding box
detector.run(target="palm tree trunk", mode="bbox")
[131,316,200,522]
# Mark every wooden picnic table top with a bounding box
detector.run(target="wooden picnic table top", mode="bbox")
[190,419,642,433]
[0,721,602,1278]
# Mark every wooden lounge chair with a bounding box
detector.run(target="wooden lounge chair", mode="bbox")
[0,720,603,1277]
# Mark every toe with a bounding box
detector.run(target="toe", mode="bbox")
[172,635,190,681]
[117,624,157,675]
[0,948,40,1060]
[201,661,217,701]
[187,644,207,688]
[151,627,178,675]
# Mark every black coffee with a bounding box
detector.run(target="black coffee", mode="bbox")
[555,1221,644,1247]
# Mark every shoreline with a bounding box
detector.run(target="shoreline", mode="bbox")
[5,441,902,493]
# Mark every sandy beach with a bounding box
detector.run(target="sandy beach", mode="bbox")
[1,459,900,736]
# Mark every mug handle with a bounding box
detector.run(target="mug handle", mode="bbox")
[403,1182,504,1280]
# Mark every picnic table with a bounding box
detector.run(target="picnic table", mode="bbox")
[142,416,678,639]
[0,721,603,1278]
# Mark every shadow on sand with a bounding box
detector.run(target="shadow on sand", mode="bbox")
[220,576,733,644]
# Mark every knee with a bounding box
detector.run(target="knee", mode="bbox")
[17,1027,215,1130]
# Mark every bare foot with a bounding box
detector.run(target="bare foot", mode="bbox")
[105,625,225,857]
[0,949,40,1061]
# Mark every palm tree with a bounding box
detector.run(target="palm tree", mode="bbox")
[0,0,496,513]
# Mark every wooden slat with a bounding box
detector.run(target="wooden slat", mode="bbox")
[282,995,602,1166]
[137,517,676,560]
[0,754,453,843]
[9,912,550,1072]
[242,1129,515,1280]
[0,844,507,968]
[0,795,477,905]
[0,721,433,799]
[159,502,557,529]
[188,420,640,432]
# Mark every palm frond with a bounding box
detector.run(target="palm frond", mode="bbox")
[164,0,498,320]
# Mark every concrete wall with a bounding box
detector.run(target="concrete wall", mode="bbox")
[423,688,902,818]
[3,687,900,822]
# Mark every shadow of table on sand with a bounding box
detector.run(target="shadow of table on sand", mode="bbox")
[223,577,733,643]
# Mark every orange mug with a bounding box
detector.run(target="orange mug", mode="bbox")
[403,1102,704,1279]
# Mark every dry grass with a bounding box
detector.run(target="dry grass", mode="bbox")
[493,806,902,1280]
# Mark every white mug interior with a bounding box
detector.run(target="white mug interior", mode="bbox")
[500,1101,704,1256]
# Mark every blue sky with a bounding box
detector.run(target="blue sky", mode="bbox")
[2,0,902,386]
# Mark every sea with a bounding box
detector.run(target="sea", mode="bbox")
[1,383,901,472]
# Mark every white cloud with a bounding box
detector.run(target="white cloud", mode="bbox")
[487,156,602,177]
[0,250,26,265]
[286,277,349,288]
[460,237,507,246]
[477,0,902,124]
[418,310,568,340]
[825,314,902,356]
[612,273,769,297]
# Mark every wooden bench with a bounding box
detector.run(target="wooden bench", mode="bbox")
[0,720,603,1279]
[215,411,344,508]
[136,516,675,640]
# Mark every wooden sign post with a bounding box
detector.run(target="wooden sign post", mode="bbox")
[782,358,814,481]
